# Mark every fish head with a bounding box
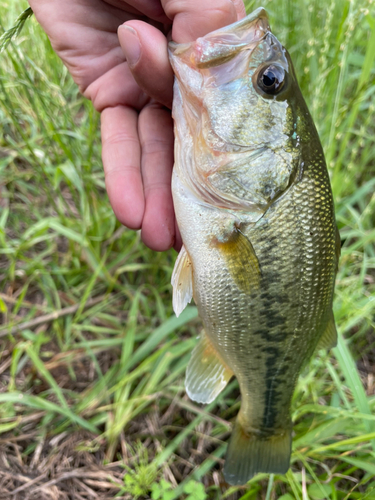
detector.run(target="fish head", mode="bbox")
[169,8,315,213]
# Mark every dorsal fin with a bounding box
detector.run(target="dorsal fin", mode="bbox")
[335,225,341,273]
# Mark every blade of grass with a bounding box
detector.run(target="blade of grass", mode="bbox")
[333,333,375,451]
[0,392,98,433]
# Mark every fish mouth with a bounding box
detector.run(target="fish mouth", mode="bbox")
[169,8,270,69]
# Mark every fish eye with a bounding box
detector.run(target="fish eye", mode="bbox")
[256,64,286,95]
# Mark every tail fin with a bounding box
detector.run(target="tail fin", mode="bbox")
[224,419,292,485]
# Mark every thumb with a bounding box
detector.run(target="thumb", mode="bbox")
[118,20,174,109]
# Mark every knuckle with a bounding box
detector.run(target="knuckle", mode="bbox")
[205,1,236,19]
[165,0,235,19]
[104,132,139,147]
[142,138,174,156]
[144,181,171,195]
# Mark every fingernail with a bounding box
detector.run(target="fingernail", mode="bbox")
[119,25,141,66]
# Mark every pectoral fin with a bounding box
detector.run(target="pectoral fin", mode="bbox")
[316,311,337,350]
[186,330,233,404]
[171,245,193,317]
[215,229,261,294]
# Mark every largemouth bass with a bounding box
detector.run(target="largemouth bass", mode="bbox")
[169,7,340,485]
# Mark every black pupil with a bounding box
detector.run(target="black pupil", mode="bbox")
[263,71,276,87]
[257,64,285,95]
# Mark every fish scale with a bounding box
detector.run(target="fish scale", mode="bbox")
[169,7,339,485]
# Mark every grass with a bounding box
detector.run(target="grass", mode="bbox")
[0,0,374,498]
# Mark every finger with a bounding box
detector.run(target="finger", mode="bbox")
[118,21,173,109]
[29,0,133,33]
[106,0,170,23]
[85,61,150,112]
[29,0,142,93]
[138,103,176,251]
[161,0,244,42]
[101,106,144,229]
[233,0,247,19]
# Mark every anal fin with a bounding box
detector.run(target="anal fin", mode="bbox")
[186,331,233,404]
[171,245,193,317]
[316,311,337,351]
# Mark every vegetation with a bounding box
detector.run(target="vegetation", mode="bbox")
[0,0,374,498]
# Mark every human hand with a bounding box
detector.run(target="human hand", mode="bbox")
[28,0,246,251]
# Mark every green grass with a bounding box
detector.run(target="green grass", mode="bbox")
[0,0,374,498]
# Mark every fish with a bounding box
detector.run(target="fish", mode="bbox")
[169,7,340,485]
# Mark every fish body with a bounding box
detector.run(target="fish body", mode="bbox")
[169,8,339,485]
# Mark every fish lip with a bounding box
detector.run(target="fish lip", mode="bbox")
[168,7,271,68]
